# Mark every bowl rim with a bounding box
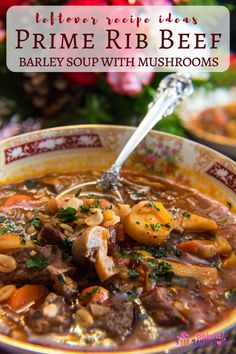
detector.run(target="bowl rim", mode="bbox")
[0,123,236,166]
[0,124,236,354]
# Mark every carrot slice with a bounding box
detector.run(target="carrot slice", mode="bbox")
[7,284,48,311]
[82,197,111,209]
[177,240,217,259]
[79,286,109,306]
[4,195,32,208]
[178,237,233,260]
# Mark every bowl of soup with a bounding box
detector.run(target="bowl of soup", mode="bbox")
[0,124,235,354]
[180,87,236,159]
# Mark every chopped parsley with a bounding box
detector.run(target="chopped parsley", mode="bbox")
[182,212,191,218]
[0,217,25,236]
[120,251,131,258]
[28,216,42,230]
[80,205,90,214]
[62,238,73,262]
[147,260,174,282]
[79,286,99,303]
[162,223,171,229]
[173,247,182,257]
[57,274,66,285]
[0,228,8,235]
[30,235,40,245]
[20,238,26,245]
[25,179,38,189]
[126,293,137,302]
[57,207,77,222]
[150,223,161,231]
[128,269,139,279]
[144,246,167,258]
[211,259,220,268]
[136,221,140,225]
[225,289,236,302]
[121,251,142,261]
[6,219,23,233]
[0,214,6,223]
[90,203,99,209]
[75,189,82,198]
[133,253,142,261]
[87,194,100,200]
[26,254,48,269]
[138,311,149,320]
[148,200,160,211]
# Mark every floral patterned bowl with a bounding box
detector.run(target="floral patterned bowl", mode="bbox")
[0,124,236,354]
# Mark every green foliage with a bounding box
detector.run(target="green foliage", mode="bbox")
[77,93,112,124]
[185,0,219,4]
[155,112,187,137]
[210,70,236,88]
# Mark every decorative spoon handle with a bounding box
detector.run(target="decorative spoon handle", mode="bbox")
[99,72,193,190]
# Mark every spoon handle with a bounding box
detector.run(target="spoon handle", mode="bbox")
[99,72,193,190]
[115,73,193,167]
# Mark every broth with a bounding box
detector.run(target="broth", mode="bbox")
[0,170,235,350]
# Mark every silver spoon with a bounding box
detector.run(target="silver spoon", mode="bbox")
[57,73,193,202]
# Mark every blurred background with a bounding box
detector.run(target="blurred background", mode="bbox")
[0,0,236,158]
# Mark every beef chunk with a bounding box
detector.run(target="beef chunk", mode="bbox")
[47,264,78,298]
[141,287,188,326]
[39,223,65,246]
[141,286,216,331]
[0,246,78,297]
[95,301,134,341]
[25,293,72,334]
[107,223,126,255]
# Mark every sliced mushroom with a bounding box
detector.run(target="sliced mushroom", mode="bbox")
[72,226,117,282]
[113,204,132,219]
[85,211,104,227]
[175,213,217,233]
[161,260,218,286]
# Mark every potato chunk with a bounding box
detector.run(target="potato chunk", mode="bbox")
[0,233,34,253]
[123,200,173,245]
